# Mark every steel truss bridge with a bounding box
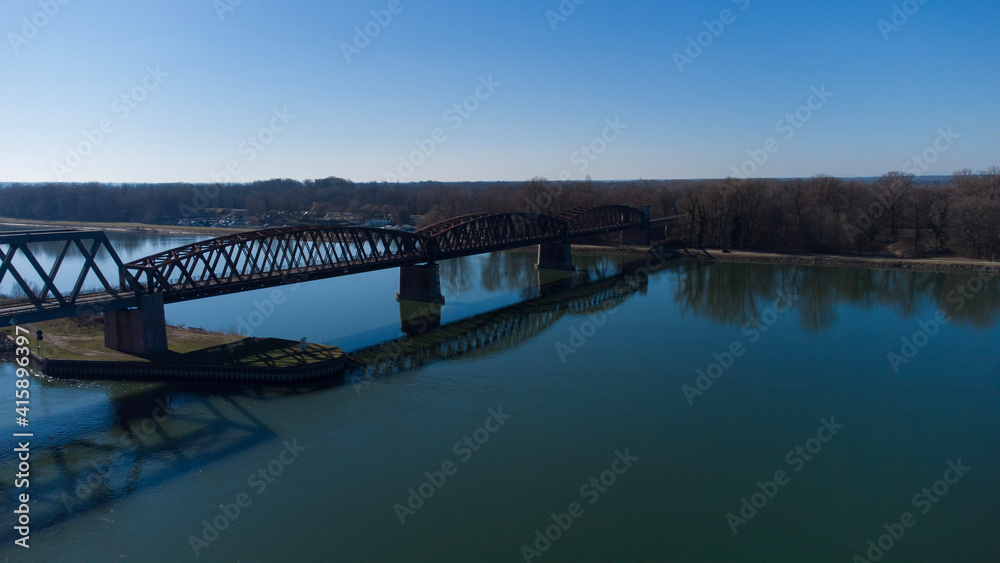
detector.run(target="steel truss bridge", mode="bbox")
[1,206,649,325]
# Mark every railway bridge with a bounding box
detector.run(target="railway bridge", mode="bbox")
[1,205,658,354]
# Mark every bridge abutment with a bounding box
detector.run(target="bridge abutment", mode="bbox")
[536,242,575,271]
[397,264,445,304]
[104,294,168,355]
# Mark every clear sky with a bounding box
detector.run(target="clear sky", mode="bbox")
[1,0,997,184]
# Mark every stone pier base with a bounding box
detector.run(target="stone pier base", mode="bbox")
[104,294,168,355]
[536,242,575,271]
[396,264,445,304]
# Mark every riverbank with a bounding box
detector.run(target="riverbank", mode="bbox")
[512,243,998,273]
[670,247,999,273]
[508,244,650,257]
[1,316,346,382]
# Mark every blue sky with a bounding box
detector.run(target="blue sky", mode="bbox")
[1,0,997,183]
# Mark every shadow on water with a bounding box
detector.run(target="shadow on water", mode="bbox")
[672,261,1000,331]
[0,385,278,543]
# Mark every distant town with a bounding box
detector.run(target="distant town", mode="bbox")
[176,210,419,232]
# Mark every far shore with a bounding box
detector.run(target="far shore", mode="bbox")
[664,247,999,274]
[0,217,246,237]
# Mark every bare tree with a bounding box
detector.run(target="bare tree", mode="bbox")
[904,186,935,255]
[875,171,915,237]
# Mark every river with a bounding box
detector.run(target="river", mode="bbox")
[1,231,998,562]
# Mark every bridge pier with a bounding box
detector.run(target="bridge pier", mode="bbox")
[536,242,575,271]
[620,205,651,245]
[104,294,168,355]
[397,264,445,304]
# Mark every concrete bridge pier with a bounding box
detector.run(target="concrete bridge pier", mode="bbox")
[104,294,168,355]
[536,242,575,271]
[620,205,651,245]
[397,263,445,304]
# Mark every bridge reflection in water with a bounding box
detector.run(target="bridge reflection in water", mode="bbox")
[354,254,662,383]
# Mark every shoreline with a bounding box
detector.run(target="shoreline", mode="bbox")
[668,247,999,274]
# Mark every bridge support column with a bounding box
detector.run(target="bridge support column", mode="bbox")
[397,264,445,304]
[104,294,168,355]
[620,205,651,245]
[536,242,575,271]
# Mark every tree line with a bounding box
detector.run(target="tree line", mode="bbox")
[1,168,997,259]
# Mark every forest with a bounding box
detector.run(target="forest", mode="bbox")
[1,167,997,260]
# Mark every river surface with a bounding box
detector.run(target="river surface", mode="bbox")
[1,231,998,562]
